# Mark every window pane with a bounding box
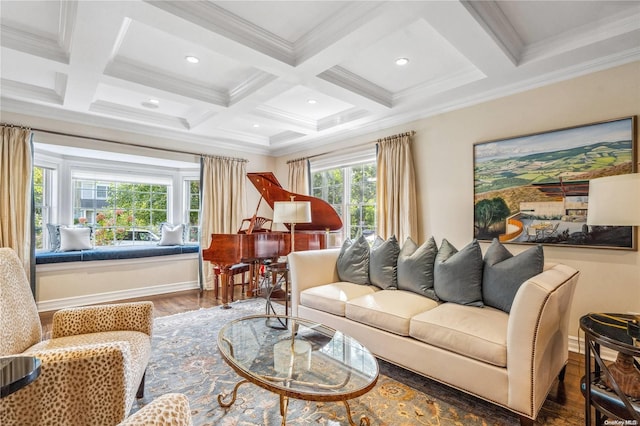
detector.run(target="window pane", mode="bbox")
[72,178,169,246]
[311,162,376,243]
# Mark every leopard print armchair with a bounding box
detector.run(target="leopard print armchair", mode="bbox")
[119,393,192,426]
[0,247,154,426]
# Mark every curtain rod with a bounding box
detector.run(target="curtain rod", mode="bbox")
[286,130,416,164]
[6,124,247,162]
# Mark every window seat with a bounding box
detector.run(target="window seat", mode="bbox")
[36,244,200,264]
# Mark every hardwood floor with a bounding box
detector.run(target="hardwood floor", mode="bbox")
[38,288,586,419]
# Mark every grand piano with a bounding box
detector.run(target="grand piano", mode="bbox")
[202,172,343,307]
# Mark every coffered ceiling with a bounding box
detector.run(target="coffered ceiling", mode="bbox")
[1,1,639,156]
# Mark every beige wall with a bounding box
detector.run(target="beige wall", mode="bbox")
[276,61,640,341]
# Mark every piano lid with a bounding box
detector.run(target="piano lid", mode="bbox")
[247,172,343,231]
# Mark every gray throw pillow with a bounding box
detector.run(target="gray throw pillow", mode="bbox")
[337,235,370,285]
[433,239,484,307]
[46,223,64,251]
[369,235,400,289]
[397,236,439,300]
[482,238,544,313]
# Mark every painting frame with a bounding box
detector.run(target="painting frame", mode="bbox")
[473,116,637,250]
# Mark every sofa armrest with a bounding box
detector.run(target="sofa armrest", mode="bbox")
[52,301,154,338]
[506,264,579,418]
[288,248,340,315]
[3,343,132,424]
[119,393,192,426]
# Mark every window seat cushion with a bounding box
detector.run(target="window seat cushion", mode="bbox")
[36,244,200,264]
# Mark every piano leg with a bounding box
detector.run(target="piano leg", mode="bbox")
[220,268,232,309]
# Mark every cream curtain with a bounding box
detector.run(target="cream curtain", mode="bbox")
[287,158,310,195]
[199,155,247,290]
[376,133,418,244]
[0,126,33,278]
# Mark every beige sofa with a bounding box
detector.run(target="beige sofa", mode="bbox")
[288,248,580,425]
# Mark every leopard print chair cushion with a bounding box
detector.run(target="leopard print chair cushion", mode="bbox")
[0,248,154,425]
[119,393,193,426]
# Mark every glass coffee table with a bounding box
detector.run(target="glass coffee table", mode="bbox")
[217,315,379,425]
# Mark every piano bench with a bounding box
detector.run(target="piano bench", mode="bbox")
[213,263,251,301]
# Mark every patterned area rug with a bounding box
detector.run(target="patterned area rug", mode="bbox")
[131,299,582,425]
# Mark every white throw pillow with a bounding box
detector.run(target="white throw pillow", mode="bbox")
[59,227,93,251]
[159,224,184,246]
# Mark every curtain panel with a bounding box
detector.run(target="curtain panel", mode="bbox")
[199,156,247,290]
[287,158,310,195]
[376,133,418,244]
[0,126,33,279]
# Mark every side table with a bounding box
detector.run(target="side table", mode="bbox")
[580,313,640,425]
[1,356,41,398]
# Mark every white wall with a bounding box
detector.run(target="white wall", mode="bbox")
[276,61,640,347]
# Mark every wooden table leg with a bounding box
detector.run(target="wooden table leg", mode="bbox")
[220,268,231,309]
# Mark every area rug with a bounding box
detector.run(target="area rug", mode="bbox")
[131,299,582,425]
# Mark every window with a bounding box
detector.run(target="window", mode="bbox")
[185,179,200,243]
[72,177,169,246]
[312,160,377,241]
[33,142,200,254]
[33,166,54,249]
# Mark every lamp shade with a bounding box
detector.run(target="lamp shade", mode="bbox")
[586,173,640,226]
[272,201,312,224]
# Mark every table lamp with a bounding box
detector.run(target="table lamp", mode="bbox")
[586,172,640,397]
[272,197,312,253]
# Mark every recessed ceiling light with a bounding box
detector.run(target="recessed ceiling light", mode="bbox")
[395,57,410,66]
[307,99,317,104]
[252,124,260,128]
[185,56,200,64]
[141,101,159,109]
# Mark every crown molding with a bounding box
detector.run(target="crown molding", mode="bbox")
[394,67,486,105]
[1,79,64,105]
[253,105,318,132]
[0,24,69,64]
[293,2,385,65]
[1,97,271,155]
[58,0,77,56]
[317,108,369,132]
[521,8,640,64]
[229,71,278,106]
[318,66,392,108]
[89,100,189,130]
[145,0,295,65]
[104,58,229,106]
[461,0,522,66]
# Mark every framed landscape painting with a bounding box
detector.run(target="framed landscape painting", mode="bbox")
[473,116,636,249]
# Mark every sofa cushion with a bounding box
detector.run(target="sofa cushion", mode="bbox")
[369,235,400,289]
[409,303,508,367]
[482,239,544,313]
[397,236,438,300]
[433,239,483,307]
[299,282,378,316]
[346,290,438,336]
[337,236,370,285]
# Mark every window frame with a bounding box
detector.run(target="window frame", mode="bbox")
[311,149,377,241]
[33,145,199,253]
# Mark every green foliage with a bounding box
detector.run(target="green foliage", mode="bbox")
[474,197,510,234]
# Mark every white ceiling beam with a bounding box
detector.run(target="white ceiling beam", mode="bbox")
[63,2,128,110]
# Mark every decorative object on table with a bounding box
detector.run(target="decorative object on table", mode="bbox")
[272,196,312,253]
[586,171,640,397]
[135,298,581,425]
[473,115,636,249]
[580,313,640,424]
